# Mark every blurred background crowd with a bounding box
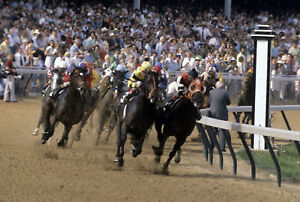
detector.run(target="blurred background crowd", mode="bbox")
[0,0,300,102]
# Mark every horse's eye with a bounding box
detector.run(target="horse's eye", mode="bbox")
[190,85,195,91]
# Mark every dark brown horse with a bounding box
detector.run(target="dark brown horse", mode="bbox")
[95,70,128,145]
[40,68,87,146]
[236,71,254,124]
[32,69,64,136]
[114,71,160,167]
[152,78,205,174]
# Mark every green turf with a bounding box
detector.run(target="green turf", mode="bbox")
[237,143,300,182]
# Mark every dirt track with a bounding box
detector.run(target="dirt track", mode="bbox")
[1,98,300,202]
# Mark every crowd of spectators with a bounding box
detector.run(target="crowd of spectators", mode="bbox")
[0,0,300,101]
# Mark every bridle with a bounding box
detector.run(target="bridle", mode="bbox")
[187,78,206,99]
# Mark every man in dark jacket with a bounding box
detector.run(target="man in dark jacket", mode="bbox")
[208,81,231,151]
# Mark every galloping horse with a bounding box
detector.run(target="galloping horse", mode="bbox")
[152,78,205,174]
[41,68,87,146]
[95,70,128,145]
[32,68,64,136]
[114,71,160,167]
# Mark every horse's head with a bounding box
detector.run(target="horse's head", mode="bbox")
[141,71,160,104]
[112,70,127,98]
[244,72,254,88]
[70,69,87,95]
[187,78,206,108]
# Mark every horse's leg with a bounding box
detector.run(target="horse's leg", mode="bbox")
[75,107,94,142]
[131,134,145,158]
[163,137,186,174]
[174,149,182,164]
[242,112,247,124]
[115,121,127,167]
[57,125,72,147]
[95,106,107,145]
[236,112,242,123]
[105,110,116,142]
[33,101,45,136]
[152,126,169,163]
[41,101,53,144]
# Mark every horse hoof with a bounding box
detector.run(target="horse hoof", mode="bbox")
[154,155,161,163]
[131,147,141,158]
[57,141,65,147]
[32,128,39,136]
[40,138,47,144]
[174,158,181,164]
[162,168,169,175]
[117,159,124,167]
[152,146,163,156]
[75,135,81,142]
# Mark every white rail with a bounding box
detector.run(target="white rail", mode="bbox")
[200,105,300,116]
[198,105,300,141]
[198,117,300,141]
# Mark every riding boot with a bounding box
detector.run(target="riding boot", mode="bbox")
[41,84,49,95]
[121,88,136,104]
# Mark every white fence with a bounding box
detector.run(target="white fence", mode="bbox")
[198,105,300,141]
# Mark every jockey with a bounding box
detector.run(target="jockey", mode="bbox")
[164,69,198,107]
[43,61,67,94]
[48,64,79,98]
[177,68,199,97]
[152,64,168,90]
[115,63,130,87]
[121,59,152,103]
[164,68,201,119]
[127,59,152,88]
[63,62,99,91]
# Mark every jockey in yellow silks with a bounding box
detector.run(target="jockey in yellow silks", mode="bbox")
[121,60,152,103]
[127,60,152,88]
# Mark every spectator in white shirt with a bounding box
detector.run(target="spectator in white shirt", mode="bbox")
[44,40,57,69]
[70,51,81,66]
[14,47,28,67]
[182,51,195,72]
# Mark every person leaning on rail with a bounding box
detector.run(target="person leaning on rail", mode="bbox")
[208,81,231,152]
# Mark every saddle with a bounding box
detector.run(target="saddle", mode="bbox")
[163,96,183,112]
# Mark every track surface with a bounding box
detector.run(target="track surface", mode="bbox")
[1,98,300,202]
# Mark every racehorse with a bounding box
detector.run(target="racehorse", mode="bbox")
[114,71,160,167]
[40,68,87,146]
[32,69,64,136]
[236,71,254,124]
[95,70,128,145]
[200,78,215,108]
[152,78,205,174]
